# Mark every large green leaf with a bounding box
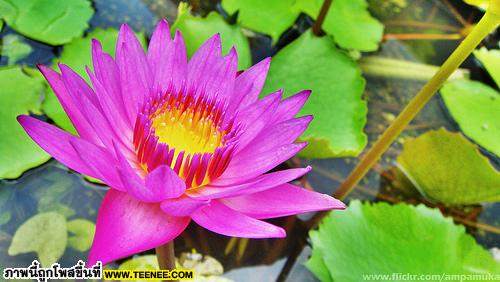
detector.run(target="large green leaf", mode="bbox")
[67,218,96,252]
[0,0,93,45]
[262,31,367,158]
[474,47,500,87]
[221,0,299,44]
[397,129,500,205]
[306,201,500,282]
[1,34,32,65]
[43,28,147,134]
[0,66,49,179]
[173,4,251,70]
[441,79,500,157]
[8,212,67,267]
[296,0,384,51]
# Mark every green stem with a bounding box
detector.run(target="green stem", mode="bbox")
[333,3,500,201]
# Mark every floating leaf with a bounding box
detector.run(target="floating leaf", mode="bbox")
[8,212,67,267]
[262,31,367,158]
[0,0,94,45]
[221,0,299,43]
[441,79,500,157]
[1,34,32,65]
[173,3,251,70]
[306,201,500,282]
[0,67,50,179]
[43,28,147,134]
[296,0,384,51]
[474,48,500,87]
[397,129,500,205]
[67,219,96,252]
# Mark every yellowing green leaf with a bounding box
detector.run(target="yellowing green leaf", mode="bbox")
[67,219,96,252]
[441,79,500,157]
[307,201,500,282]
[221,0,299,43]
[464,0,489,10]
[0,66,49,179]
[296,0,384,51]
[173,4,251,70]
[262,31,367,158]
[474,47,500,87]
[0,0,94,45]
[397,129,500,205]
[8,212,67,267]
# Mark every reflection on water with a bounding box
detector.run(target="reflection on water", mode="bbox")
[1,0,499,281]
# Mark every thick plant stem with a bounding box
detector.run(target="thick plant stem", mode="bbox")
[333,4,500,201]
[156,241,178,282]
[312,0,332,35]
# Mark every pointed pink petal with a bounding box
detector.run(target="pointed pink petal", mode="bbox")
[17,115,102,179]
[187,33,222,97]
[221,183,345,219]
[38,65,100,144]
[204,47,238,101]
[147,19,172,74]
[191,201,286,238]
[269,90,311,126]
[192,166,311,199]
[145,165,186,199]
[160,195,209,217]
[116,23,153,124]
[88,189,190,265]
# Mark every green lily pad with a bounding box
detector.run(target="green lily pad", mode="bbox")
[262,31,367,158]
[296,0,384,51]
[474,48,500,87]
[0,0,93,45]
[0,66,50,179]
[43,28,147,134]
[67,218,96,252]
[397,129,500,205]
[120,255,159,270]
[221,0,299,44]
[306,201,500,282]
[8,212,67,267]
[441,79,500,157]
[173,3,251,70]
[1,34,32,65]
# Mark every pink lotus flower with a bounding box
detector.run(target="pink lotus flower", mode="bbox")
[18,20,345,265]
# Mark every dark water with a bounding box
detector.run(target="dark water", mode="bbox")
[1,0,499,281]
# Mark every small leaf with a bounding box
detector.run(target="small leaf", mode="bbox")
[8,212,67,267]
[306,201,500,282]
[296,0,384,51]
[173,4,251,70]
[43,28,147,134]
[397,129,500,205]
[67,219,96,252]
[262,31,367,158]
[441,79,500,157]
[1,34,32,65]
[474,47,500,87]
[221,0,300,43]
[0,66,50,179]
[0,0,94,45]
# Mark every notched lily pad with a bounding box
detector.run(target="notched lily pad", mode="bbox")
[441,79,500,157]
[0,66,50,179]
[262,31,367,158]
[67,218,96,252]
[0,0,94,45]
[8,212,67,267]
[397,129,500,205]
[296,0,384,51]
[306,201,500,282]
[221,0,300,44]
[173,3,251,70]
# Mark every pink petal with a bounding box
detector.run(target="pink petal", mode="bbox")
[145,165,186,199]
[17,115,103,179]
[147,19,172,74]
[203,47,238,101]
[192,166,311,199]
[191,201,286,238]
[38,65,100,144]
[221,183,346,219]
[187,34,222,97]
[160,195,209,217]
[269,90,311,126]
[88,189,190,265]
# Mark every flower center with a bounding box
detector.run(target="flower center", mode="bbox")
[133,89,238,188]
